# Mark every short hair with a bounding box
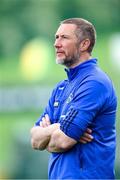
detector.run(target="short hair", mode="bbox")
[61,18,96,53]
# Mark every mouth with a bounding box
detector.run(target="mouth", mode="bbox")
[56,51,65,55]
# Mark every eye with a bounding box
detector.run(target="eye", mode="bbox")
[55,35,59,39]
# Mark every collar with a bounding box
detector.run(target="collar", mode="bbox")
[65,58,97,81]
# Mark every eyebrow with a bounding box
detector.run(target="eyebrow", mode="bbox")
[55,34,70,38]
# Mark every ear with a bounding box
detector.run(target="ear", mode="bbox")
[79,39,90,52]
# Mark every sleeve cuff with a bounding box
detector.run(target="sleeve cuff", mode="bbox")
[60,122,84,141]
[59,108,84,141]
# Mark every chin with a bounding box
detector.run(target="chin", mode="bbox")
[56,59,65,65]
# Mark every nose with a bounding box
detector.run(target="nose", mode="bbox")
[54,39,62,48]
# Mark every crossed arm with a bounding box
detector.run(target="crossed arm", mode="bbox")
[30,114,93,153]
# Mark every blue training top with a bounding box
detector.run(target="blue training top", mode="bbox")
[35,59,117,179]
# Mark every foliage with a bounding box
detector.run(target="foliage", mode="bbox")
[0,0,120,58]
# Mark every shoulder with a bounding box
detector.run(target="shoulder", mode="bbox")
[83,66,114,91]
[79,73,117,105]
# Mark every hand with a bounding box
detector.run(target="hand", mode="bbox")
[30,124,52,150]
[30,126,42,150]
[79,128,93,144]
[40,114,51,128]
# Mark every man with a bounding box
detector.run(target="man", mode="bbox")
[30,18,117,179]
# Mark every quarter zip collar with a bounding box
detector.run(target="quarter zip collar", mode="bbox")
[65,58,97,81]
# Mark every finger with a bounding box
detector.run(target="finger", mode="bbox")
[45,114,51,125]
[80,136,93,142]
[45,114,50,121]
[79,139,87,144]
[86,128,92,133]
[42,116,50,127]
[84,133,93,140]
[41,117,48,127]
[40,121,44,127]
[40,118,44,127]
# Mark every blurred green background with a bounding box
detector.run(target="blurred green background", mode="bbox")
[0,0,120,179]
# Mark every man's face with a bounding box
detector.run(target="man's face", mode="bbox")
[54,23,80,68]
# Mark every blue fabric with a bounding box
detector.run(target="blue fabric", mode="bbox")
[35,59,117,179]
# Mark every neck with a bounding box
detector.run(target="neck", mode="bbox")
[69,52,92,68]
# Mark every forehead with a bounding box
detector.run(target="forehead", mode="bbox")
[55,23,77,36]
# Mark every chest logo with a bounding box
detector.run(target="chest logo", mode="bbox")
[54,101,59,107]
[66,93,74,104]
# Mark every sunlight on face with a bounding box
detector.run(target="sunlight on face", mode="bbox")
[54,24,80,68]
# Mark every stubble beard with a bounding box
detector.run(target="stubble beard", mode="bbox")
[56,51,80,68]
